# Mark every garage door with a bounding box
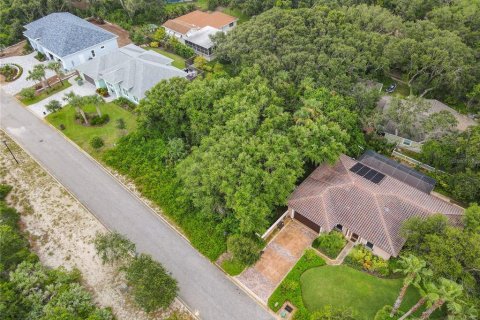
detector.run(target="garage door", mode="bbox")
[83,74,95,85]
[294,211,321,233]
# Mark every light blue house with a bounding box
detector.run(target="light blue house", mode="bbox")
[76,44,187,104]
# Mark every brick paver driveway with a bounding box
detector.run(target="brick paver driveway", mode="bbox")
[237,219,317,302]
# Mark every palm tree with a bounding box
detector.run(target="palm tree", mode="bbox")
[390,255,432,317]
[26,66,44,90]
[420,278,463,319]
[83,95,103,117]
[36,64,51,90]
[63,92,89,125]
[47,61,64,85]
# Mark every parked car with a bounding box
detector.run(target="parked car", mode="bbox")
[386,83,397,93]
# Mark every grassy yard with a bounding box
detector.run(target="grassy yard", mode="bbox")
[376,73,410,98]
[221,258,246,276]
[19,81,72,106]
[46,102,137,157]
[148,48,186,69]
[222,7,250,24]
[300,265,441,319]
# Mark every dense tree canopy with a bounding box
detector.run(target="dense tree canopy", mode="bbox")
[136,68,362,233]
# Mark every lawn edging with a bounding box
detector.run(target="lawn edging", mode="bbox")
[268,249,326,319]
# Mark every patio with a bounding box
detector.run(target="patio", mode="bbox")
[236,219,317,302]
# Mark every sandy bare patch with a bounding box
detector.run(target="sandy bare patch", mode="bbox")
[0,130,192,320]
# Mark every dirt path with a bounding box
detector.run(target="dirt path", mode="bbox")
[91,20,132,47]
[0,130,190,320]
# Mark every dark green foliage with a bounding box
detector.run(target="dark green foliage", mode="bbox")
[0,184,12,200]
[226,234,262,265]
[0,64,21,82]
[464,203,480,233]
[90,114,110,126]
[165,37,194,59]
[94,232,136,265]
[103,133,227,260]
[312,231,347,259]
[34,52,46,61]
[343,245,390,277]
[116,118,126,130]
[125,254,178,312]
[310,305,359,320]
[114,97,136,111]
[0,189,112,319]
[90,136,104,149]
[45,99,62,113]
[18,88,35,100]
[401,212,480,298]
[268,249,326,320]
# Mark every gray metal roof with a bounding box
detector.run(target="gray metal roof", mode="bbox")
[24,12,117,57]
[77,44,185,100]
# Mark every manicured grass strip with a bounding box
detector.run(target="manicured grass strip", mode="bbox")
[46,102,137,157]
[20,81,72,105]
[268,250,325,320]
[300,265,422,320]
[148,48,186,69]
[222,7,250,24]
[221,258,246,276]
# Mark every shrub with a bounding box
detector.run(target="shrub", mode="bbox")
[344,245,390,277]
[23,41,33,54]
[125,254,178,312]
[96,87,109,97]
[227,234,261,266]
[34,52,46,61]
[0,184,12,200]
[149,41,159,48]
[166,36,194,58]
[19,87,35,100]
[90,114,110,126]
[311,305,358,320]
[193,56,208,71]
[90,136,104,149]
[312,231,347,259]
[59,124,66,130]
[94,231,135,265]
[0,65,16,81]
[45,99,62,113]
[116,118,126,130]
[114,97,136,111]
[268,249,326,319]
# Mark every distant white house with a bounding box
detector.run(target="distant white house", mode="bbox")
[23,12,118,71]
[76,44,187,104]
[163,10,237,60]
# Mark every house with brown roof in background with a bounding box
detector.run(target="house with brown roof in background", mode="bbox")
[163,10,237,60]
[288,150,464,259]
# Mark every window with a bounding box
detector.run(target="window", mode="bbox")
[366,242,374,250]
[335,224,343,231]
[91,50,95,57]
[123,88,128,96]
[101,46,104,49]
[403,139,412,146]
[229,22,234,27]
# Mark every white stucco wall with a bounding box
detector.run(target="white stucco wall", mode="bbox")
[27,37,118,71]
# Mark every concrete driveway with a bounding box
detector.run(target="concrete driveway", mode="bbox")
[0,89,274,320]
[237,219,317,302]
[0,52,54,95]
[27,77,98,118]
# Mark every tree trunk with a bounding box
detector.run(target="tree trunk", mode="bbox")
[391,284,409,316]
[44,76,51,89]
[95,105,102,117]
[420,300,444,320]
[398,297,427,320]
[76,107,89,125]
[57,72,64,85]
[420,87,434,98]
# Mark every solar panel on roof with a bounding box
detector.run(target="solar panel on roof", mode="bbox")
[364,170,377,180]
[349,163,364,173]
[371,172,385,184]
[357,166,370,176]
[350,163,385,184]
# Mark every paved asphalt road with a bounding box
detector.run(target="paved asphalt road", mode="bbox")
[0,89,274,320]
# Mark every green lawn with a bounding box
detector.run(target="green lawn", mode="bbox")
[221,258,246,276]
[19,81,72,106]
[148,48,186,69]
[300,265,438,319]
[222,7,250,24]
[46,102,137,157]
[376,73,410,98]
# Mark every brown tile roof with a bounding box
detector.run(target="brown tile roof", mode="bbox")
[288,154,464,257]
[162,10,237,34]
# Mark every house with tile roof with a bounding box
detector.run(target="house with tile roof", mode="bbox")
[163,10,237,60]
[76,44,187,104]
[288,151,464,259]
[24,12,118,71]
